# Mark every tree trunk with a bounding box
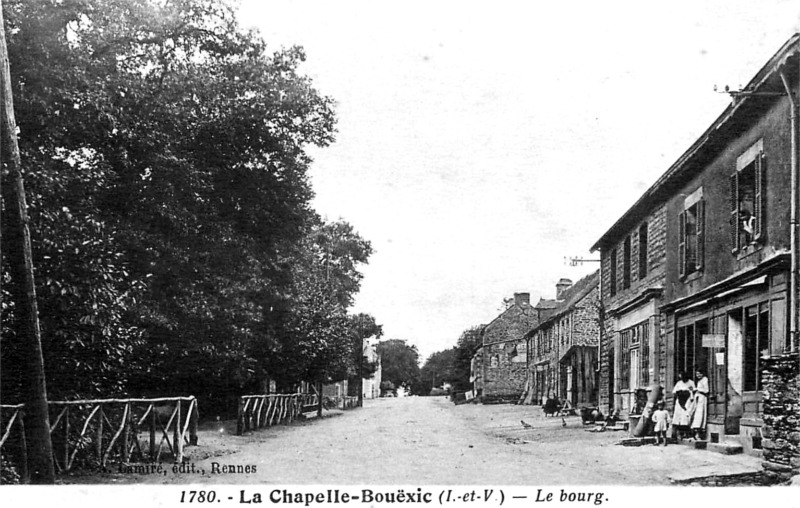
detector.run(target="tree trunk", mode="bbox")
[0,4,55,483]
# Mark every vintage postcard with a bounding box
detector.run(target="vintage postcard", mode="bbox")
[2,1,800,507]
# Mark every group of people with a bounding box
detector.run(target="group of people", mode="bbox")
[650,370,709,446]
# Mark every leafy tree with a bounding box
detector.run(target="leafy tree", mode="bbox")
[1,0,366,417]
[376,339,420,393]
[418,348,458,395]
[452,325,484,391]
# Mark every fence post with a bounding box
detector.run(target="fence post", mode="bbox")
[317,383,323,418]
[236,398,244,436]
[64,405,71,471]
[149,406,156,459]
[190,399,199,446]
[121,402,131,463]
[17,411,29,483]
[95,404,104,469]
[174,401,183,463]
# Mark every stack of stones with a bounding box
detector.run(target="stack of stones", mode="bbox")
[761,353,800,481]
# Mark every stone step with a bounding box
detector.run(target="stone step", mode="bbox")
[707,441,743,455]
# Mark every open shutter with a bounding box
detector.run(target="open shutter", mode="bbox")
[696,200,705,271]
[729,171,739,251]
[678,211,686,278]
[754,153,766,241]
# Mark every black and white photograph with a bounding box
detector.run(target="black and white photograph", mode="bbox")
[2,1,800,506]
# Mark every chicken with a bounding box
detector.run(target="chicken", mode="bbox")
[521,420,533,429]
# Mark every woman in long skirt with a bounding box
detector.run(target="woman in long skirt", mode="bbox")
[691,370,709,440]
[672,371,695,439]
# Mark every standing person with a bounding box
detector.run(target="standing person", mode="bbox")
[671,371,695,440]
[691,370,709,441]
[651,401,671,446]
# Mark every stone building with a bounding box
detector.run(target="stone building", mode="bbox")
[523,272,600,408]
[592,34,800,463]
[475,292,541,403]
[591,203,667,416]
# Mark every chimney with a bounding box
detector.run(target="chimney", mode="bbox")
[556,278,573,300]
[513,292,530,307]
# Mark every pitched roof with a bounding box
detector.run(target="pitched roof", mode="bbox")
[526,270,600,335]
[591,33,800,251]
[535,298,559,310]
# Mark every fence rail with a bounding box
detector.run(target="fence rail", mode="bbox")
[236,393,318,435]
[340,396,358,410]
[1,396,198,481]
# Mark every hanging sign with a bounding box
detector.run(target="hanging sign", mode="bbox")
[702,333,725,348]
[715,352,725,365]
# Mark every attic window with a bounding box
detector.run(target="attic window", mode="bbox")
[731,141,766,251]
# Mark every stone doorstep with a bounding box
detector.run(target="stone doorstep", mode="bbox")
[674,437,745,454]
[707,441,744,455]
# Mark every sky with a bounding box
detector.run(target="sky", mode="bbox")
[238,1,800,362]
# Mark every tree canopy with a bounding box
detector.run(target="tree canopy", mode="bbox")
[376,339,420,393]
[0,0,375,415]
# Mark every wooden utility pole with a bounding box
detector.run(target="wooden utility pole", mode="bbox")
[0,4,55,483]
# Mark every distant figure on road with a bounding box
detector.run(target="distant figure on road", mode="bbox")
[671,371,695,440]
[651,401,670,446]
[691,370,709,441]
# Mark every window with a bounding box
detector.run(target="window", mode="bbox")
[679,194,705,278]
[743,304,769,392]
[730,144,766,251]
[620,321,649,391]
[609,248,617,297]
[674,320,709,382]
[620,330,630,391]
[638,223,648,279]
[623,236,632,290]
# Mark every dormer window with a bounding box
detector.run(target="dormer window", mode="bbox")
[731,139,766,252]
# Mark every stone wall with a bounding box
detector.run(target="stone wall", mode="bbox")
[481,304,539,401]
[598,317,615,414]
[761,353,800,481]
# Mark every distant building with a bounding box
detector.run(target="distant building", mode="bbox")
[362,337,382,400]
[523,272,600,408]
[476,292,542,403]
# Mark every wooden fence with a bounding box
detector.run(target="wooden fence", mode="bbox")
[236,393,318,435]
[0,404,27,481]
[340,396,358,409]
[1,396,198,480]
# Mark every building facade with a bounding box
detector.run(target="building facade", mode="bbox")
[477,293,540,402]
[362,337,382,400]
[524,273,600,408]
[592,35,800,455]
[592,205,668,415]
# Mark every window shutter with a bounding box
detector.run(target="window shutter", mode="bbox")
[696,200,705,271]
[729,172,739,251]
[754,153,766,241]
[678,211,686,278]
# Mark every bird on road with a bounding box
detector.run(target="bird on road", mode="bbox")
[521,420,533,429]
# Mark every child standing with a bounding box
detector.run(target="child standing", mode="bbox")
[652,401,671,446]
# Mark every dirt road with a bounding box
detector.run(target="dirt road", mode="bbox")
[66,396,762,485]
